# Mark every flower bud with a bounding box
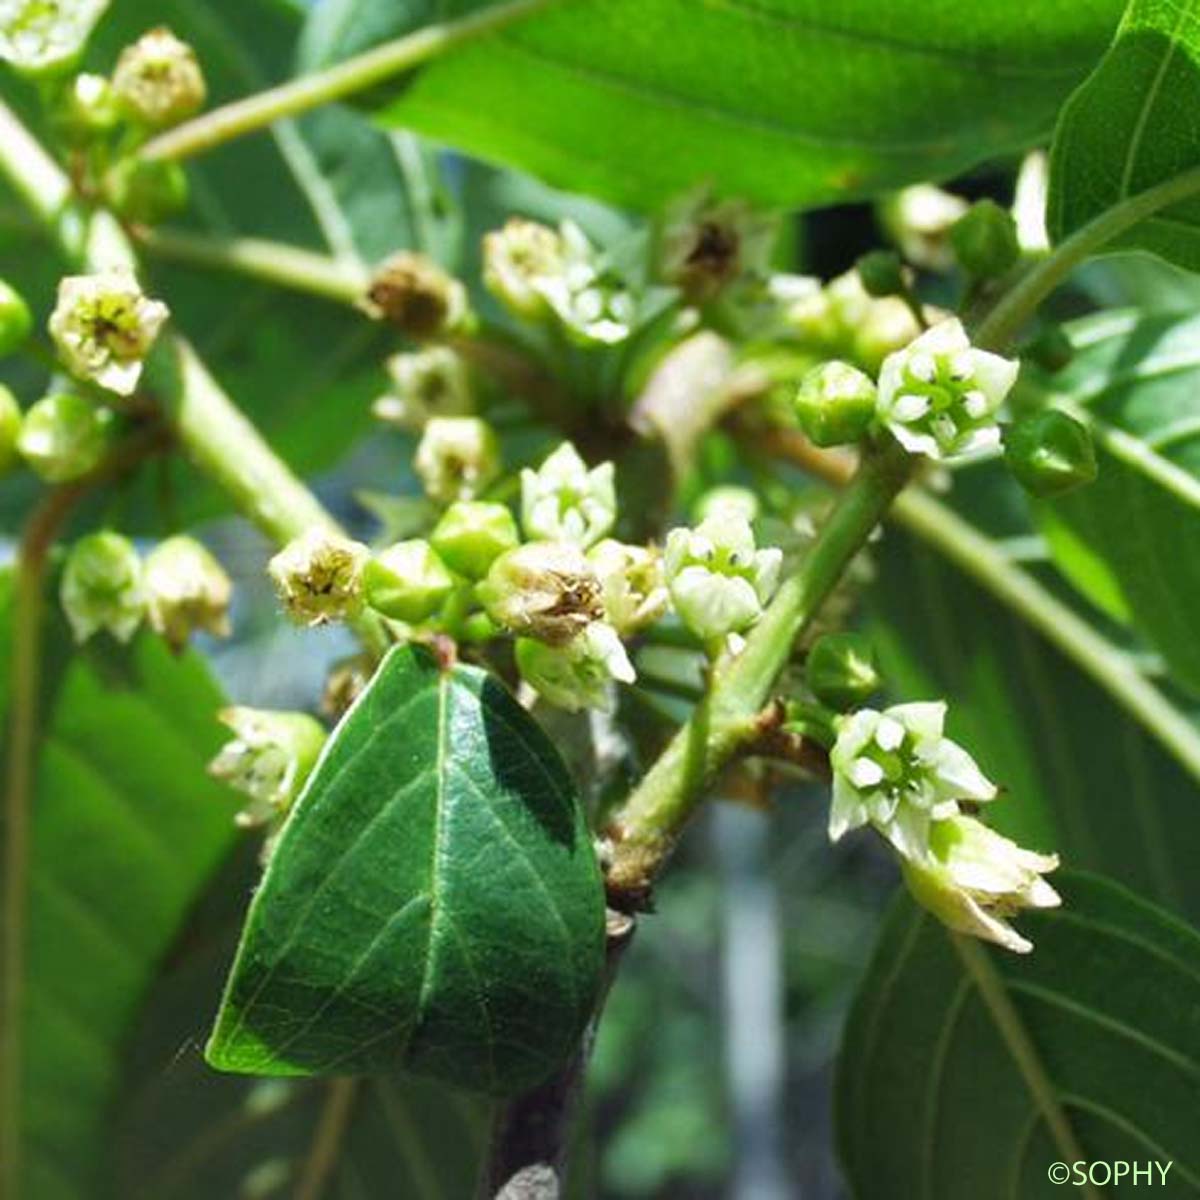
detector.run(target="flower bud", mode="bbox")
[0,384,19,474]
[361,252,470,340]
[521,441,616,549]
[414,416,500,505]
[60,530,145,644]
[694,485,760,524]
[516,621,635,713]
[877,318,1018,459]
[268,527,369,626]
[48,269,169,396]
[794,360,877,447]
[656,187,776,303]
[112,27,206,127]
[430,500,519,579]
[17,393,113,482]
[855,250,905,299]
[483,218,566,321]
[0,278,32,355]
[588,538,668,635]
[805,632,881,710]
[58,72,120,136]
[209,707,327,828]
[823,270,924,374]
[477,541,603,645]
[362,539,455,624]
[143,535,232,651]
[902,814,1060,953]
[829,701,996,863]
[372,347,472,431]
[950,199,1020,279]
[879,184,969,272]
[104,156,189,225]
[0,0,108,75]
[664,512,782,641]
[1004,408,1096,498]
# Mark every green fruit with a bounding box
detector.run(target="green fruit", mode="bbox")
[1004,409,1097,498]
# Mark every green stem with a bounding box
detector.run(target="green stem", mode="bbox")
[139,0,560,164]
[136,227,365,304]
[604,438,913,902]
[974,164,1200,350]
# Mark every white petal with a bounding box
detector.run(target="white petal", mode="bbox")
[913,318,969,357]
[968,348,1020,404]
[829,777,869,841]
[891,701,946,740]
[888,422,941,458]
[932,739,997,801]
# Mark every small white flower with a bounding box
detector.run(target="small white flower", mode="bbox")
[48,270,169,396]
[482,218,567,321]
[372,347,472,431]
[112,26,206,127]
[268,527,369,627]
[588,538,668,634]
[828,701,997,863]
[143,535,232,651]
[664,512,781,641]
[876,319,1018,460]
[0,0,109,74]
[60,530,145,644]
[903,814,1060,953]
[541,222,636,346]
[516,621,635,713]
[414,416,500,505]
[521,441,616,549]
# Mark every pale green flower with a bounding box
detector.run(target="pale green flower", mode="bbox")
[483,217,567,321]
[664,512,781,641]
[414,416,500,504]
[521,441,616,549]
[268,527,369,626]
[903,814,1060,953]
[112,26,205,127]
[372,347,472,431]
[209,707,327,828]
[0,0,109,74]
[48,269,169,396]
[829,701,997,863]
[143,535,232,651]
[60,530,144,644]
[877,318,1018,459]
[516,621,635,713]
[588,538,667,635]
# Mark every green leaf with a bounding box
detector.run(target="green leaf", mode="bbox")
[836,873,1200,1197]
[1021,309,1200,694]
[300,0,1123,212]
[206,643,607,1096]
[0,573,240,1200]
[1048,0,1200,268]
[868,531,1200,920]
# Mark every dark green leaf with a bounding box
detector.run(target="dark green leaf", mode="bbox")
[0,573,239,1199]
[1049,0,1200,268]
[1021,309,1200,693]
[837,873,1200,1197]
[206,644,607,1095]
[868,531,1200,920]
[301,0,1122,212]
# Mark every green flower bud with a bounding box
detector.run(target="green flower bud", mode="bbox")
[0,384,19,474]
[361,252,470,340]
[516,621,635,714]
[60,530,145,644]
[362,539,455,623]
[0,0,109,76]
[104,156,188,225]
[664,512,782,642]
[794,361,878,447]
[478,541,603,645]
[430,500,519,579]
[806,632,881,711]
[48,269,169,395]
[902,814,1060,954]
[209,706,327,828]
[0,278,32,355]
[483,218,566,321]
[112,27,206,128]
[268,527,369,626]
[855,250,905,299]
[950,199,1020,280]
[521,441,616,549]
[588,538,668,635]
[693,485,759,524]
[414,416,500,505]
[656,186,776,303]
[823,271,924,374]
[879,184,969,272]
[877,318,1018,460]
[143,535,232,651]
[1004,408,1097,498]
[58,72,120,136]
[17,393,112,482]
[372,346,472,431]
[829,702,997,863]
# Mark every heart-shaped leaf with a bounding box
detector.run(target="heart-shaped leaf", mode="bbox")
[206,644,607,1096]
